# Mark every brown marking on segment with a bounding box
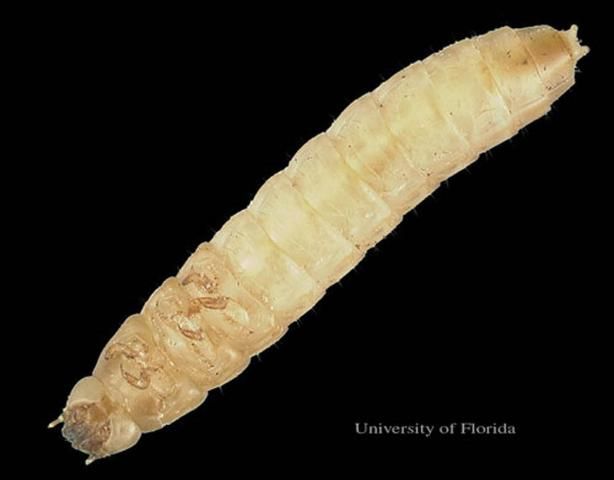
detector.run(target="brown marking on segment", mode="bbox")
[176,315,205,340]
[105,338,153,389]
[197,296,229,310]
[104,338,149,361]
[120,363,151,389]
[181,271,218,293]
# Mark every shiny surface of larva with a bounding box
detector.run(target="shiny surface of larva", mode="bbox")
[54,25,588,463]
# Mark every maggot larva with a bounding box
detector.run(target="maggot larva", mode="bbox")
[50,24,588,463]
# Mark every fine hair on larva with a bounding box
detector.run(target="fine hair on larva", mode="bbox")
[49,24,588,464]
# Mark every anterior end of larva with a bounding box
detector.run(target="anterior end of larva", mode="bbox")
[57,24,588,462]
[562,25,590,60]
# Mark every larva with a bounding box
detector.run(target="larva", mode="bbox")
[50,24,588,463]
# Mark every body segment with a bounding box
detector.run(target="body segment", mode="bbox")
[53,25,588,462]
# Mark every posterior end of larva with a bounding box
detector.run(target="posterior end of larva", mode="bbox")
[59,376,142,463]
[562,24,590,61]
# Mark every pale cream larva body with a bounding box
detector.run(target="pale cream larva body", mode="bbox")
[51,25,588,462]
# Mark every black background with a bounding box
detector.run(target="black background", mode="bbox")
[15,3,606,476]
